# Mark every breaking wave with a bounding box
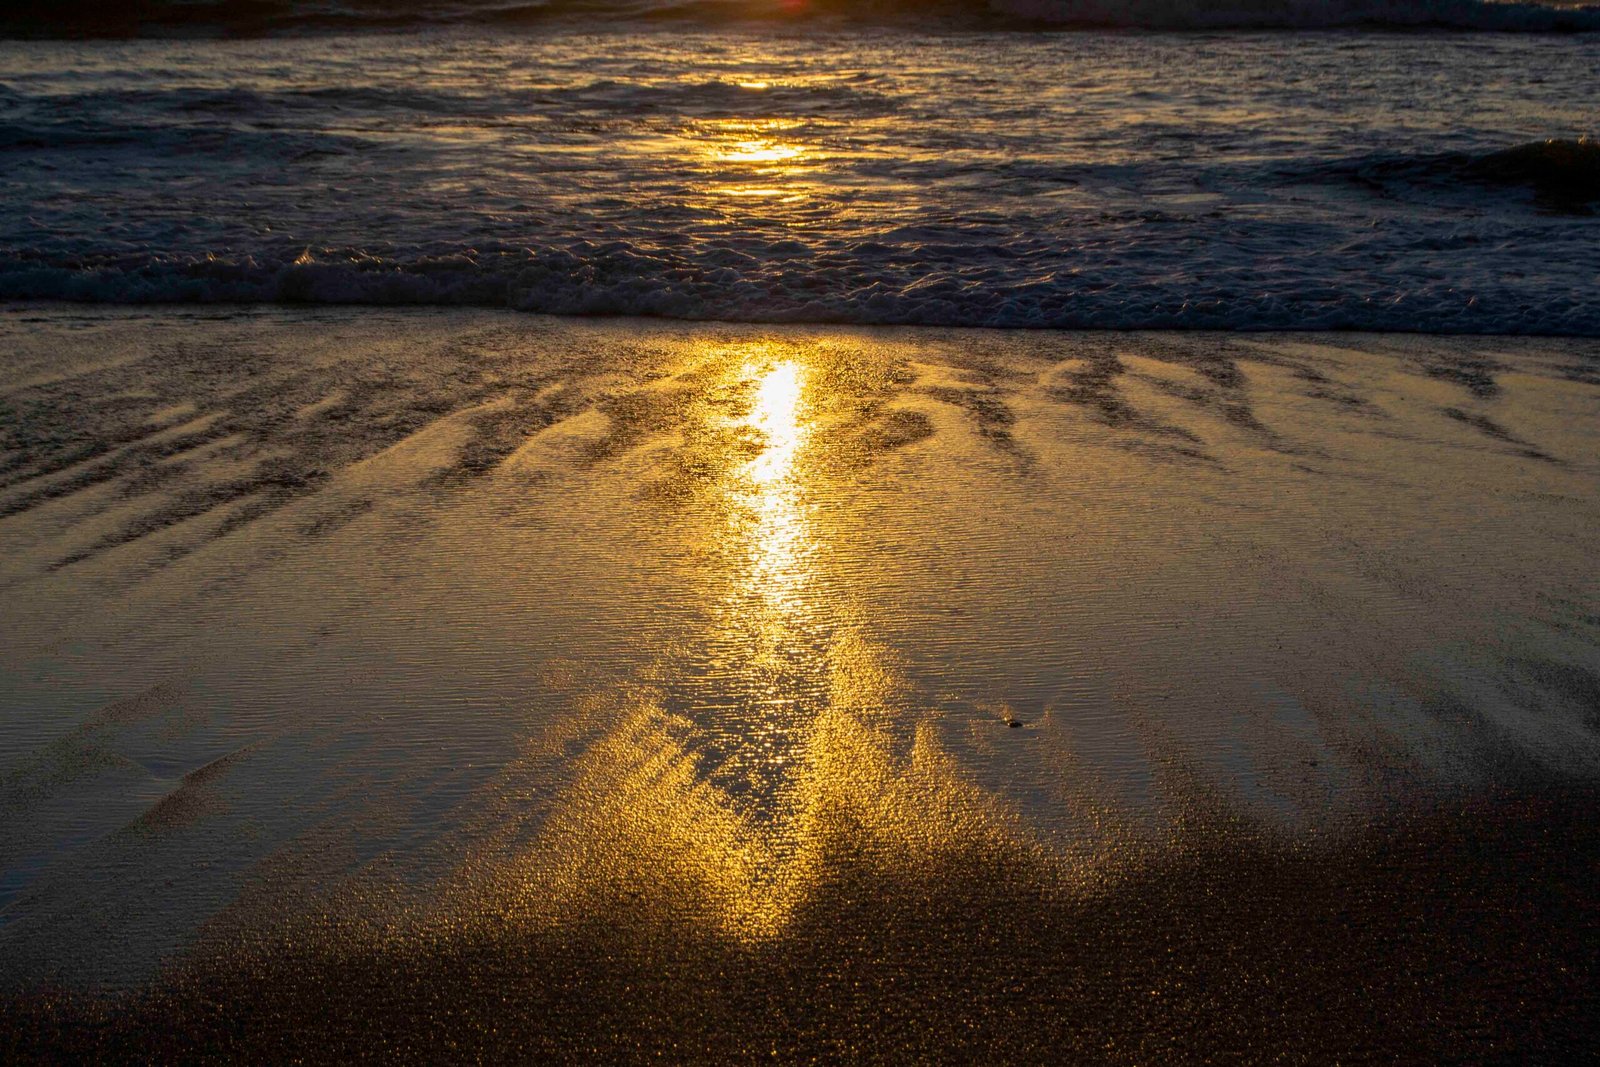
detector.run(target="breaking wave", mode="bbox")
[4,0,1599,34]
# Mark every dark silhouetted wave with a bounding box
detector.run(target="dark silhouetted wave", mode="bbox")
[1322,137,1600,211]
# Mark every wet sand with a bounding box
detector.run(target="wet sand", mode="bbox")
[2,307,1598,1061]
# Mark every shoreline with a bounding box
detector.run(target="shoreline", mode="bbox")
[10,300,1600,341]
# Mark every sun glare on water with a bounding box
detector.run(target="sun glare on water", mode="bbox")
[719,139,804,166]
[686,117,813,206]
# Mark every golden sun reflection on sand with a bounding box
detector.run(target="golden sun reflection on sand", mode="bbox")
[746,359,805,482]
[465,349,1037,944]
[738,359,810,612]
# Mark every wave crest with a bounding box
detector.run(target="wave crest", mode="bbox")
[1466,137,1600,199]
[1329,138,1600,212]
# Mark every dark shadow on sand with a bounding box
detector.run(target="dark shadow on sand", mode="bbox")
[4,785,1597,1064]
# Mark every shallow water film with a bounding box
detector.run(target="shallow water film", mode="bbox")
[1,308,1598,1061]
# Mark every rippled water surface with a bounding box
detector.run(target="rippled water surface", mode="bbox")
[2,28,1598,329]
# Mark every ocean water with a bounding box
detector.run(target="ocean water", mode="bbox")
[1,10,1599,332]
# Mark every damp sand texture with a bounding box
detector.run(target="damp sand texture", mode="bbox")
[2,307,1599,1062]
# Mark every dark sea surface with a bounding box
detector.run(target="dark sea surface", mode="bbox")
[2,5,1598,330]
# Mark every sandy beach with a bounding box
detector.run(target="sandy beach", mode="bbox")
[1,306,1597,1060]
